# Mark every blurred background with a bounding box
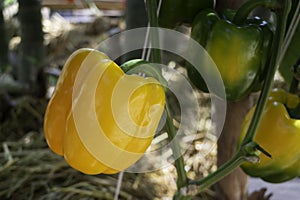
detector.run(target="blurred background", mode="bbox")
[0,1,217,199]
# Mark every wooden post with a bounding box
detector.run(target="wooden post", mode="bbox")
[215,97,252,200]
[0,2,9,72]
[214,1,251,200]
[17,0,45,96]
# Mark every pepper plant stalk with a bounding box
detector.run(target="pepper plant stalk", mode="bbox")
[145,0,188,192]
[164,101,188,189]
[241,0,291,145]
[189,151,249,191]
[146,0,161,63]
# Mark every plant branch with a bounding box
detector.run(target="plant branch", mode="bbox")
[241,0,291,145]
[146,0,161,63]
[164,101,188,189]
[279,0,300,65]
[190,151,249,191]
[145,0,188,192]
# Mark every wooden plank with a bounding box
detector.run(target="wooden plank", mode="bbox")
[42,0,125,10]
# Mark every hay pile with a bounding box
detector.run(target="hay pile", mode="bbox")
[0,132,157,200]
[0,95,216,200]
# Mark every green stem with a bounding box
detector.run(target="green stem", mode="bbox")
[165,100,188,189]
[233,0,280,25]
[145,0,187,191]
[242,0,291,145]
[190,151,248,191]
[146,0,161,63]
[279,0,300,65]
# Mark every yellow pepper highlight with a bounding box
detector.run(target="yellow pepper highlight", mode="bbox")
[44,48,165,174]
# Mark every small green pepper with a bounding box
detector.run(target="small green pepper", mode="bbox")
[186,9,273,101]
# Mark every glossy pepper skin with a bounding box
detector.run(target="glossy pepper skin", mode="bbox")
[246,17,274,91]
[158,0,215,28]
[239,89,300,183]
[186,9,273,101]
[44,48,165,175]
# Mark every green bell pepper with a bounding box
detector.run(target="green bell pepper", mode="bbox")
[158,0,215,29]
[186,9,273,101]
[246,17,274,91]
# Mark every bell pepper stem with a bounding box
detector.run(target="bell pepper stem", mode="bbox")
[241,0,291,146]
[190,141,264,191]
[233,0,280,25]
[190,141,268,191]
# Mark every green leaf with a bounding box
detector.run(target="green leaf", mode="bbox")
[279,0,300,83]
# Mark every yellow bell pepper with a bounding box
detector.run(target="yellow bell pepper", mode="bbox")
[44,48,165,174]
[239,88,300,183]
